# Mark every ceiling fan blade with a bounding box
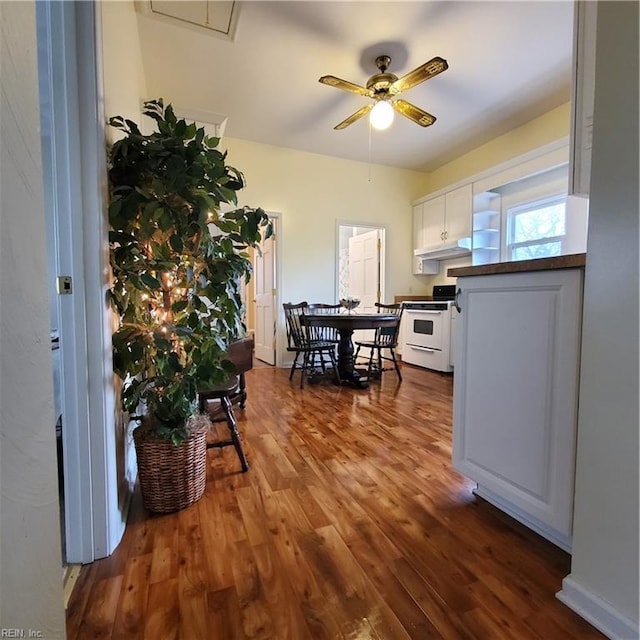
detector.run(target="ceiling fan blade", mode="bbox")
[334,104,373,130]
[319,75,372,97]
[390,56,448,94]
[394,99,437,127]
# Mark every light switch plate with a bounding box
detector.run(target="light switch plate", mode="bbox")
[57,276,72,295]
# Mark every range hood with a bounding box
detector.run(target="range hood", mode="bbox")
[414,237,472,260]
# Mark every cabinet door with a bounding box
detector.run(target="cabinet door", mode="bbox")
[452,269,583,550]
[412,204,423,250]
[444,184,472,241]
[421,195,445,248]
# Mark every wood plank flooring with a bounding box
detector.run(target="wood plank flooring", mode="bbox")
[66,364,603,639]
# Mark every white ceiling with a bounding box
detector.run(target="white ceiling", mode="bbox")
[135,1,575,172]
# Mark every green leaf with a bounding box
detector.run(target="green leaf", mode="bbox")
[175,119,186,137]
[171,300,189,313]
[140,272,162,289]
[169,234,183,253]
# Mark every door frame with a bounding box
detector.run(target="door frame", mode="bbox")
[336,220,386,304]
[251,212,279,366]
[37,0,122,562]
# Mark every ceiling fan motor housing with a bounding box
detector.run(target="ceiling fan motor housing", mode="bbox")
[366,73,399,96]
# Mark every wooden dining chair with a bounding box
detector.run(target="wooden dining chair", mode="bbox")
[283,302,340,388]
[307,302,341,347]
[197,336,254,472]
[354,302,404,382]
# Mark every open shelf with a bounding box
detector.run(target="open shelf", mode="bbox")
[472,192,502,265]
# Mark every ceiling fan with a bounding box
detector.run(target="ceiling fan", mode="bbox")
[319,55,448,131]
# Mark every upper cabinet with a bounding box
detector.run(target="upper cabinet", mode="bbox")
[444,184,474,243]
[413,184,473,268]
[412,202,438,274]
[569,1,597,197]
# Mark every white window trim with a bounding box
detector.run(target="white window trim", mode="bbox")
[504,193,568,261]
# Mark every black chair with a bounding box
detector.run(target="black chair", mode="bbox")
[198,337,254,472]
[283,302,341,388]
[354,302,404,382]
[307,302,341,348]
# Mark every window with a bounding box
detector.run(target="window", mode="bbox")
[506,196,567,261]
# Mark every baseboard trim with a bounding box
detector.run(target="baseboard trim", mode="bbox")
[474,484,572,552]
[63,564,83,609]
[556,575,639,639]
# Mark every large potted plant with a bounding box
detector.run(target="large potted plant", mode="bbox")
[107,99,271,512]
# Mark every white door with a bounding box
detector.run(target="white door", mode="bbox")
[253,220,276,364]
[348,228,381,343]
[348,228,380,312]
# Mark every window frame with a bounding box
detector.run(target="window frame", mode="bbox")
[505,193,568,262]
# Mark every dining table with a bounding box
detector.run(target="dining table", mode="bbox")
[301,311,400,388]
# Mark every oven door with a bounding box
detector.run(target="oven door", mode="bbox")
[404,308,447,352]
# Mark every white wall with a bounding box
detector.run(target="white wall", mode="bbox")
[0,1,66,635]
[559,2,639,637]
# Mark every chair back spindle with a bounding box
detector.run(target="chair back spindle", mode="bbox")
[307,303,341,343]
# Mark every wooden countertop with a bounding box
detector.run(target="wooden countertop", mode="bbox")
[394,295,433,303]
[447,253,586,278]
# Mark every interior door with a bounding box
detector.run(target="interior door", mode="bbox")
[348,229,380,312]
[253,220,276,364]
[348,228,381,341]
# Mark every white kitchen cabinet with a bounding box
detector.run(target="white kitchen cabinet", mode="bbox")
[445,184,474,242]
[416,184,473,250]
[412,203,439,275]
[452,267,583,551]
[421,196,445,248]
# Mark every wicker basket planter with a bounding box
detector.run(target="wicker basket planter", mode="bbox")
[133,418,209,513]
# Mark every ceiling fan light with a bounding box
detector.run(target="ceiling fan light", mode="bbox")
[370,101,394,130]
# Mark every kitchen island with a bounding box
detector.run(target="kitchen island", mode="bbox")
[448,254,585,551]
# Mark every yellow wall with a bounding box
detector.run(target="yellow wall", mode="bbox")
[101,0,150,509]
[420,102,571,194]
[221,137,430,303]
[222,104,572,359]
[101,0,148,139]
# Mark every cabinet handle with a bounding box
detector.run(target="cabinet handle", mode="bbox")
[444,230,448,240]
[454,288,462,313]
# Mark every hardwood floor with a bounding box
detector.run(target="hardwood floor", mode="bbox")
[66,365,603,639]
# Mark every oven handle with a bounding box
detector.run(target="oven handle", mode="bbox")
[405,309,443,315]
[454,288,462,313]
[407,345,436,353]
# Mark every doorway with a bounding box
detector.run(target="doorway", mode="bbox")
[251,213,279,365]
[337,223,385,305]
[36,0,123,564]
[337,222,386,341]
